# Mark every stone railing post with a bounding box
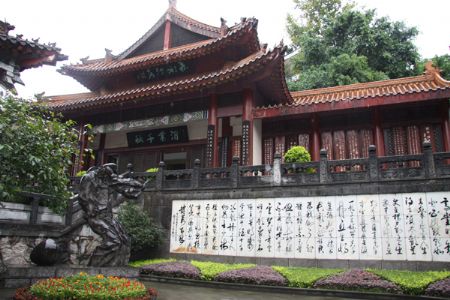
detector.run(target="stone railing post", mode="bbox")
[368,145,379,181]
[30,195,39,225]
[319,149,328,184]
[192,159,201,189]
[423,141,436,178]
[231,156,240,188]
[156,161,165,190]
[273,153,282,186]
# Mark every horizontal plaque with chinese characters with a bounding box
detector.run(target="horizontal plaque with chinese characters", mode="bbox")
[127,126,188,148]
[136,61,191,83]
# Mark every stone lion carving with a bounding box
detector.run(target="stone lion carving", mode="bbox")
[75,163,145,266]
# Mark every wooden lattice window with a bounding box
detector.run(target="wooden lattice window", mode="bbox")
[384,123,444,155]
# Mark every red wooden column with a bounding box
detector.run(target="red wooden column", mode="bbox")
[221,117,233,166]
[242,89,254,165]
[96,133,106,166]
[441,102,450,152]
[311,114,320,161]
[206,94,219,167]
[373,108,385,156]
[163,20,172,50]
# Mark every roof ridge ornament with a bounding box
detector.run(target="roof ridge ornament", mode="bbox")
[220,18,228,36]
[424,61,440,76]
[0,20,14,35]
[80,56,90,64]
[169,0,177,8]
[424,60,450,86]
[105,48,114,62]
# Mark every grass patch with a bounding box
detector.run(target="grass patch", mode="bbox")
[129,258,176,268]
[273,266,343,288]
[368,269,450,295]
[191,260,255,280]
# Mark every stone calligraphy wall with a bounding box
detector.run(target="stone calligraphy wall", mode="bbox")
[170,192,450,261]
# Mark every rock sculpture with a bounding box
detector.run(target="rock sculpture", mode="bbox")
[74,163,145,266]
[0,251,6,274]
[30,239,66,266]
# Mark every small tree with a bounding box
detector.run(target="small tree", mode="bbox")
[118,202,162,254]
[0,95,78,213]
[284,146,311,163]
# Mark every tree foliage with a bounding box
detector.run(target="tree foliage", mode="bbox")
[0,94,78,213]
[118,202,162,252]
[287,0,420,90]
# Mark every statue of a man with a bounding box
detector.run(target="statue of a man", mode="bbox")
[76,163,144,266]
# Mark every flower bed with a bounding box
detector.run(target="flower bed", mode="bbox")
[215,266,287,286]
[313,269,401,294]
[14,272,157,300]
[140,261,200,279]
[132,258,450,296]
[425,277,450,297]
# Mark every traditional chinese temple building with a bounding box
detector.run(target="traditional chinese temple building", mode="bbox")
[45,1,450,175]
[0,20,67,92]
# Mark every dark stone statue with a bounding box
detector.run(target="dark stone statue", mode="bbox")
[74,163,145,267]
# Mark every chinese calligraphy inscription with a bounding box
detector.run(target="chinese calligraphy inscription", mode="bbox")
[170,192,450,261]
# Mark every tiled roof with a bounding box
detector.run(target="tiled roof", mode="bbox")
[0,33,67,69]
[46,44,286,113]
[253,64,450,118]
[288,65,450,106]
[118,7,221,59]
[59,18,259,77]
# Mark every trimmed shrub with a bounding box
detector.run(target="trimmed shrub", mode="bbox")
[140,261,200,279]
[191,260,255,281]
[215,266,287,286]
[314,269,401,293]
[425,277,450,297]
[368,269,450,295]
[283,146,311,163]
[273,266,342,288]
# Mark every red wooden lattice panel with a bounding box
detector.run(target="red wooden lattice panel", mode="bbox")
[346,130,360,159]
[298,134,310,152]
[286,135,298,151]
[231,138,241,163]
[360,129,373,158]
[321,131,333,160]
[392,126,407,155]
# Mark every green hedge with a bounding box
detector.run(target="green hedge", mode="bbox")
[129,258,175,268]
[368,269,450,295]
[273,266,342,288]
[191,260,255,281]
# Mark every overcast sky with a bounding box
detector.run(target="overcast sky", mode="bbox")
[3,0,449,98]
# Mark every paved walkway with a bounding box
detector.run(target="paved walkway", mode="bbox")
[0,282,361,299]
[145,282,358,300]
